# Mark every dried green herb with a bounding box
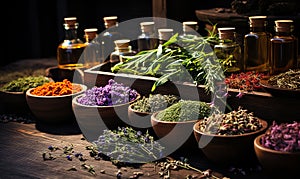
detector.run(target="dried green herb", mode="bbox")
[0,76,51,92]
[156,100,211,122]
[131,94,180,113]
[268,69,300,90]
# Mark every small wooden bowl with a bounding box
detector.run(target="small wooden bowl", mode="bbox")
[26,84,87,124]
[0,90,30,114]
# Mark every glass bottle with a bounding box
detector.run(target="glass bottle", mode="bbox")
[158,28,174,45]
[57,17,87,69]
[137,21,158,52]
[100,16,123,63]
[244,16,271,73]
[270,20,298,75]
[110,39,136,67]
[83,28,101,68]
[182,21,199,37]
[214,27,242,74]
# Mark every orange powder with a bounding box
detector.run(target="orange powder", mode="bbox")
[31,79,82,96]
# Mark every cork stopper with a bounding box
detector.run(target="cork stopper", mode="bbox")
[103,16,118,28]
[84,28,98,41]
[158,28,174,40]
[249,16,267,27]
[64,17,78,29]
[218,27,236,40]
[114,39,130,48]
[274,20,294,32]
[183,21,198,32]
[140,21,155,33]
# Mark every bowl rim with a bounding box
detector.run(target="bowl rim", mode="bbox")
[72,93,141,108]
[254,134,300,155]
[193,118,268,138]
[151,111,200,124]
[26,83,87,98]
[0,90,24,95]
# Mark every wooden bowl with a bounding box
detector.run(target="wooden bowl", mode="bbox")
[151,112,200,154]
[25,84,87,124]
[72,93,140,142]
[0,90,30,114]
[254,134,300,176]
[127,103,157,137]
[193,119,268,166]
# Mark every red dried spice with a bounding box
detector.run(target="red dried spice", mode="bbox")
[225,71,266,91]
[31,79,82,96]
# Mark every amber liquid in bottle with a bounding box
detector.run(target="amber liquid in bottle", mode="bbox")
[57,43,86,69]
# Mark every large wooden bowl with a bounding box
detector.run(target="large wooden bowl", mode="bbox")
[26,84,87,124]
[193,119,268,166]
[254,134,300,176]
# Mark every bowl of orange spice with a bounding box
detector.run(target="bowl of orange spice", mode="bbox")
[26,79,87,124]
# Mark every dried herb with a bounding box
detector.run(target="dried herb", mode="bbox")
[225,71,266,91]
[156,100,211,122]
[268,69,300,90]
[0,76,50,92]
[131,94,180,113]
[198,107,263,135]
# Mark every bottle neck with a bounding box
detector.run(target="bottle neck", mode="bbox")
[64,28,79,41]
[249,26,266,32]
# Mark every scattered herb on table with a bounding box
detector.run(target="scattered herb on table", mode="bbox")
[261,121,300,152]
[92,127,165,164]
[76,79,139,106]
[30,79,82,96]
[268,69,300,90]
[0,76,50,92]
[131,94,180,113]
[197,107,264,135]
[111,29,225,93]
[225,71,266,92]
[156,100,212,122]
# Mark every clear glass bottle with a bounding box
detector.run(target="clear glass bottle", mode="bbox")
[182,21,199,37]
[214,27,242,74]
[137,21,158,52]
[57,17,87,69]
[110,39,136,67]
[83,28,101,68]
[270,20,298,75]
[100,16,123,63]
[158,28,174,45]
[244,16,271,73]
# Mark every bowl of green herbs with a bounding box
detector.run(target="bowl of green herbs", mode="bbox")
[150,100,212,153]
[0,76,51,114]
[128,93,180,136]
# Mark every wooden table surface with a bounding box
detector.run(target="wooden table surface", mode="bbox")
[0,119,274,179]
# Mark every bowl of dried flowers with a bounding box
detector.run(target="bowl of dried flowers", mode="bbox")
[72,79,140,142]
[128,93,180,136]
[0,76,51,114]
[26,79,87,124]
[193,107,268,166]
[151,100,212,153]
[254,121,300,176]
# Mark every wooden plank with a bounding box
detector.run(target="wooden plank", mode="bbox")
[152,0,167,28]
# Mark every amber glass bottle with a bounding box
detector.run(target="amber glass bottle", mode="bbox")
[244,16,271,73]
[158,28,174,45]
[214,27,242,74]
[270,20,298,75]
[57,17,87,69]
[110,39,136,67]
[182,21,199,36]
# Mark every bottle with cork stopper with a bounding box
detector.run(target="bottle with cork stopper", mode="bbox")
[158,28,174,45]
[243,16,271,74]
[270,20,298,75]
[137,21,158,52]
[83,28,101,68]
[110,39,136,67]
[182,21,199,37]
[57,17,87,69]
[214,27,242,74]
[100,16,123,63]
